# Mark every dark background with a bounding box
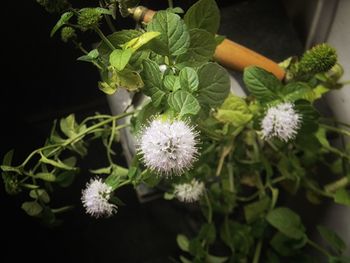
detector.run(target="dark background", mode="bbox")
[1,0,304,262]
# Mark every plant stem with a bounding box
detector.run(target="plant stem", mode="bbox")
[20,144,61,168]
[168,0,174,8]
[100,0,116,32]
[252,239,263,263]
[321,124,350,137]
[204,191,212,224]
[307,239,332,258]
[52,205,74,214]
[324,176,349,193]
[107,119,116,164]
[94,26,115,50]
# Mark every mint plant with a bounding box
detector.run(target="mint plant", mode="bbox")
[2,0,350,262]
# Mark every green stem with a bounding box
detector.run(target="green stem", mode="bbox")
[107,119,116,165]
[323,144,350,161]
[320,117,350,129]
[94,26,115,50]
[321,124,350,137]
[52,205,74,214]
[324,177,349,193]
[19,144,61,168]
[203,191,212,224]
[167,0,174,8]
[252,239,263,263]
[307,239,332,258]
[236,191,260,202]
[100,0,116,32]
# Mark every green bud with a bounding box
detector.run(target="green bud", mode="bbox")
[36,0,69,13]
[78,8,103,31]
[2,173,21,195]
[299,43,337,74]
[61,27,76,43]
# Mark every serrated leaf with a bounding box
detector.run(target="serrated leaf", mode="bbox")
[109,49,133,71]
[30,189,50,203]
[121,31,161,51]
[179,67,199,92]
[282,82,312,102]
[197,62,230,107]
[147,11,190,56]
[184,0,220,34]
[317,225,346,254]
[141,60,165,107]
[21,201,43,216]
[266,207,306,239]
[214,94,253,127]
[177,29,216,67]
[168,90,200,117]
[243,66,283,103]
[163,75,180,92]
[177,234,190,252]
[33,172,56,182]
[50,11,73,37]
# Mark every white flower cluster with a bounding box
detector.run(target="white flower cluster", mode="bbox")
[174,179,205,202]
[81,178,117,218]
[261,102,301,142]
[138,119,199,176]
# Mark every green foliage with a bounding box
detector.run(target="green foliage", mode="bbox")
[6,1,350,262]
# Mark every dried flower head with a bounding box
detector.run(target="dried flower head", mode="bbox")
[261,102,301,142]
[174,179,205,202]
[138,118,199,176]
[81,178,117,218]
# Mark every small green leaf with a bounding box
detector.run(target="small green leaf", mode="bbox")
[21,201,43,216]
[115,68,144,91]
[0,165,21,174]
[317,225,346,254]
[109,49,133,71]
[266,207,306,239]
[77,49,99,63]
[141,60,165,107]
[177,29,216,67]
[2,149,14,166]
[90,166,112,175]
[40,154,76,171]
[33,172,56,182]
[163,75,180,92]
[30,189,50,203]
[147,11,190,56]
[184,0,220,34]
[163,192,174,200]
[214,94,253,127]
[334,188,350,206]
[244,196,271,223]
[206,254,228,263]
[243,66,282,103]
[98,81,117,95]
[60,114,77,138]
[50,11,73,37]
[179,67,199,92]
[56,171,75,187]
[168,90,200,117]
[197,62,231,107]
[177,234,190,252]
[282,82,312,102]
[121,31,161,51]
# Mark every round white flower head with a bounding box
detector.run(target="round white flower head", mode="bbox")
[138,118,199,176]
[261,102,301,142]
[174,179,205,202]
[159,64,167,73]
[81,178,117,218]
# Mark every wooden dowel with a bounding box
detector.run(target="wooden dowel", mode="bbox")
[129,6,285,80]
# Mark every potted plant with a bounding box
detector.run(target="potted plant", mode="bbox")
[2,0,350,262]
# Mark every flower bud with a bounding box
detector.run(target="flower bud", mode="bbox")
[78,8,103,31]
[61,27,76,43]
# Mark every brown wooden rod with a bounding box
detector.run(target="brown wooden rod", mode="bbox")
[129,6,285,80]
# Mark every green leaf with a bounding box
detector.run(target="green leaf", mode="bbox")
[180,256,192,263]
[168,90,200,117]
[98,81,117,95]
[94,7,112,15]
[197,62,231,107]
[206,254,228,263]
[179,67,199,92]
[120,31,161,51]
[33,172,56,182]
[270,232,307,257]
[294,100,319,134]
[109,49,133,71]
[90,166,112,175]
[141,60,165,107]
[282,82,312,102]
[334,188,350,206]
[147,11,190,56]
[2,149,14,166]
[40,154,76,171]
[266,207,306,239]
[184,0,220,34]
[177,29,217,67]
[244,196,271,223]
[163,75,180,92]
[243,66,282,103]
[98,30,142,57]
[21,201,43,216]
[176,234,190,252]
[198,223,216,244]
[30,189,50,203]
[214,94,253,127]
[77,49,99,63]
[60,114,77,138]
[328,256,350,263]
[50,11,73,37]
[115,68,144,91]
[317,225,346,254]
[0,165,21,174]
[56,171,75,187]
